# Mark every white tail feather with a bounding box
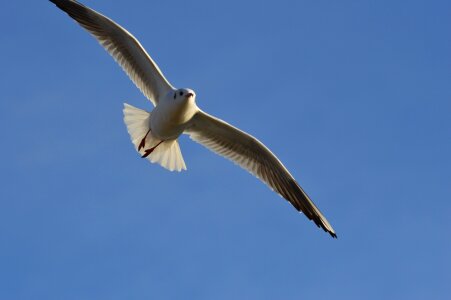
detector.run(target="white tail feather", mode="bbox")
[123,103,187,172]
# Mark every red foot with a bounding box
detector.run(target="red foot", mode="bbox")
[138,129,151,151]
[141,140,164,158]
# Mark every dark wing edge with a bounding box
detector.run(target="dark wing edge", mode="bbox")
[185,111,337,238]
[49,0,173,105]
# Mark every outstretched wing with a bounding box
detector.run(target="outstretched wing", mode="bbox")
[185,110,337,238]
[50,0,173,105]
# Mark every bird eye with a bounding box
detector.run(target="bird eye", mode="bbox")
[179,91,183,96]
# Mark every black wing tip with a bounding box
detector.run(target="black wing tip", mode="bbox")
[311,216,337,239]
[49,0,85,10]
[329,231,338,239]
[306,212,337,239]
[49,0,71,5]
[316,221,337,239]
[321,223,337,239]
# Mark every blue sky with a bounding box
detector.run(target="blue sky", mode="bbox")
[1,0,450,299]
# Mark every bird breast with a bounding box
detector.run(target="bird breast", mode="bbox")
[150,98,198,140]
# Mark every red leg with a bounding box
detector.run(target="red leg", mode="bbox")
[141,140,164,158]
[138,129,151,151]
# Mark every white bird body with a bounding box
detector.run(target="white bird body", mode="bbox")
[150,89,199,140]
[50,0,337,238]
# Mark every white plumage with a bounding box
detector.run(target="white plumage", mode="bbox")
[123,104,186,172]
[50,0,337,238]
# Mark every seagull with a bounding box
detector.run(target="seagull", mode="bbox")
[49,0,337,238]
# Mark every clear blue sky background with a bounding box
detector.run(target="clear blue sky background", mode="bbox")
[1,0,450,299]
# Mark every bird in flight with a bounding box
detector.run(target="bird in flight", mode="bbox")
[49,0,337,238]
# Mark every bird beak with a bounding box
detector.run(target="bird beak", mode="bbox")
[186,93,194,98]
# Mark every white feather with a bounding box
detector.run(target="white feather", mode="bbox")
[123,104,186,172]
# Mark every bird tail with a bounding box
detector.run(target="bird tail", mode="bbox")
[123,103,187,172]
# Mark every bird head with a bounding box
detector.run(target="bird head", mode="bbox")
[172,88,196,103]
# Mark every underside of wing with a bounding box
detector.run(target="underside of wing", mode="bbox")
[50,0,173,105]
[185,110,337,238]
